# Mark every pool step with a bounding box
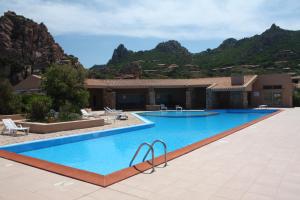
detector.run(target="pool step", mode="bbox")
[129,140,168,173]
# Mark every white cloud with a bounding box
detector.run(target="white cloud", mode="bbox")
[0,0,299,40]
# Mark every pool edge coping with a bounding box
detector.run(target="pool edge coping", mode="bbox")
[0,113,153,149]
[0,109,282,187]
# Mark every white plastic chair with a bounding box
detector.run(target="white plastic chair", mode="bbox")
[1,119,29,136]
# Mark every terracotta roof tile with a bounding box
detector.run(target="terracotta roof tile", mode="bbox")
[85,75,257,90]
[14,75,258,92]
[14,75,42,92]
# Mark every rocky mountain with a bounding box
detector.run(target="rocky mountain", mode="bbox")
[193,24,300,76]
[108,44,133,65]
[154,40,191,55]
[90,24,300,79]
[90,40,193,79]
[0,11,82,84]
[107,40,192,67]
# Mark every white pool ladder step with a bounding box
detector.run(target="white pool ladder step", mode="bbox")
[129,140,168,173]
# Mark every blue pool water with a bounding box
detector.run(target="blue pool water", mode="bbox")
[0,109,276,175]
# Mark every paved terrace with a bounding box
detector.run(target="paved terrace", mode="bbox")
[1,108,300,200]
[0,112,142,146]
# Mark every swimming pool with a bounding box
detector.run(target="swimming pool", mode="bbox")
[0,109,279,186]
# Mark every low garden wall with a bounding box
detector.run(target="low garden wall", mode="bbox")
[0,114,25,120]
[18,118,105,134]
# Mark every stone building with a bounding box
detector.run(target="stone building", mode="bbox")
[85,74,293,110]
[13,74,293,109]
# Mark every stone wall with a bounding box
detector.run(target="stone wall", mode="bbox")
[251,74,293,107]
[229,91,248,108]
[103,89,116,109]
[19,118,105,134]
[185,88,192,109]
[206,89,215,109]
[148,88,156,105]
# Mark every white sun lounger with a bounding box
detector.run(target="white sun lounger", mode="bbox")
[103,107,117,123]
[176,105,183,111]
[160,104,168,111]
[104,107,122,114]
[1,119,29,136]
[104,107,128,121]
[81,109,100,118]
[258,105,268,109]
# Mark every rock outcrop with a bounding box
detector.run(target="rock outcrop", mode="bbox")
[108,44,132,65]
[119,61,142,79]
[154,40,191,56]
[218,38,238,49]
[0,11,81,84]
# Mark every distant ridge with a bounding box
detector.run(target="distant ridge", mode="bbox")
[90,24,300,79]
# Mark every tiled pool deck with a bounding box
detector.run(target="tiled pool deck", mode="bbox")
[0,112,143,146]
[1,108,300,199]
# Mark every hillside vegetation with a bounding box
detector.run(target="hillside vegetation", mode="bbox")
[89,24,300,79]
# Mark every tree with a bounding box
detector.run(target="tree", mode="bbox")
[0,79,21,114]
[293,89,300,107]
[42,64,89,112]
[27,95,52,121]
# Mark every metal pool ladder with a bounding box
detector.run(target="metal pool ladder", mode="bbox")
[129,140,168,173]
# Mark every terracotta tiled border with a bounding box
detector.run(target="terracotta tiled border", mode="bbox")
[0,110,282,187]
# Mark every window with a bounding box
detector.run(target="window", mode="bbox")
[263,85,282,90]
[273,85,282,89]
[263,86,273,90]
[262,85,283,106]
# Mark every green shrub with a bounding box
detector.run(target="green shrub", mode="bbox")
[7,94,22,114]
[0,79,22,114]
[293,89,300,107]
[58,112,81,122]
[42,64,89,111]
[57,101,81,122]
[20,93,42,113]
[59,101,78,113]
[28,95,52,122]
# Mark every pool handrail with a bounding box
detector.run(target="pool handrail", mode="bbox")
[143,140,167,167]
[129,142,155,173]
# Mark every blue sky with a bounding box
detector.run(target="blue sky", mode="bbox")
[1,0,300,67]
